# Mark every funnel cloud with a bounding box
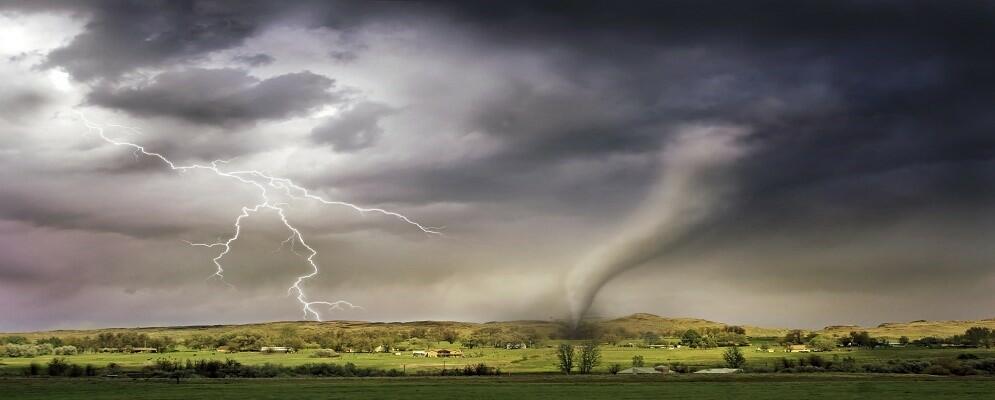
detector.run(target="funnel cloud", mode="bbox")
[567,126,750,322]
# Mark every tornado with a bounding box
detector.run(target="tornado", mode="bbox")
[565,125,750,324]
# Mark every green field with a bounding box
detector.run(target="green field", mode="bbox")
[4,375,995,400]
[3,345,993,374]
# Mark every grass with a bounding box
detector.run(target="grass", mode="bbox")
[3,346,994,374]
[3,375,995,400]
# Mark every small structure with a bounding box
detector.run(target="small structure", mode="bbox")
[412,350,427,357]
[618,367,661,374]
[130,347,158,353]
[260,346,295,353]
[436,349,452,357]
[694,368,742,374]
[374,345,396,353]
[786,344,810,353]
[99,348,120,353]
[450,350,464,358]
[216,346,234,353]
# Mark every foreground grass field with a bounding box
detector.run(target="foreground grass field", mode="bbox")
[3,345,994,374]
[4,375,995,400]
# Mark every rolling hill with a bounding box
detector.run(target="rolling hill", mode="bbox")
[3,313,991,341]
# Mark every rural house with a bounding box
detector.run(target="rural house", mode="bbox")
[785,344,810,353]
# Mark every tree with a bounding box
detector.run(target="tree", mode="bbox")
[783,330,805,345]
[680,330,702,347]
[899,336,910,346]
[556,344,575,374]
[846,331,876,348]
[439,328,459,344]
[631,355,645,367]
[807,335,836,352]
[964,327,993,348]
[722,346,746,369]
[724,325,747,335]
[578,342,601,374]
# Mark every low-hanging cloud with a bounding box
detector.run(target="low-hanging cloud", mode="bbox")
[566,125,751,323]
[86,68,339,126]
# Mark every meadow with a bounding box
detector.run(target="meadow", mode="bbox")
[2,343,994,374]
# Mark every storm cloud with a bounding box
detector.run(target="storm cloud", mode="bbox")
[1,1,994,331]
[87,68,339,126]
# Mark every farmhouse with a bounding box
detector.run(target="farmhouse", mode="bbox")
[786,344,811,353]
[618,367,660,374]
[260,346,295,353]
[129,347,158,353]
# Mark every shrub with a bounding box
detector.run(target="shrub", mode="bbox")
[556,344,574,374]
[1,343,54,357]
[722,346,746,368]
[578,342,601,374]
[923,364,951,376]
[67,364,85,377]
[23,362,41,376]
[54,345,78,356]
[608,363,622,374]
[48,358,70,376]
[669,362,693,373]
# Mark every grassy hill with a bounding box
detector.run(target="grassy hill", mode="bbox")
[821,318,995,339]
[4,313,992,341]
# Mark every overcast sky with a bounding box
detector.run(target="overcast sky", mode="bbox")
[1,1,994,332]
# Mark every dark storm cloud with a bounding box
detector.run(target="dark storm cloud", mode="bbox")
[326,1,995,211]
[311,102,394,152]
[87,68,339,126]
[31,0,277,81]
[4,0,995,330]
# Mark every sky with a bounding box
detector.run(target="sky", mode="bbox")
[1,1,994,332]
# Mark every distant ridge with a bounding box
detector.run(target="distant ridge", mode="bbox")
[4,314,992,339]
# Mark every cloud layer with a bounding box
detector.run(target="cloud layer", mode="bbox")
[1,1,994,331]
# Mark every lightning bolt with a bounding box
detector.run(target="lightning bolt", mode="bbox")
[76,112,440,321]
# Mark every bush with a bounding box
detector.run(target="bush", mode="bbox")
[923,364,951,376]
[722,346,746,368]
[54,345,78,356]
[23,362,41,376]
[608,363,622,374]
[1,343,54,357]
[48,358,70,376]
[67,364,85,377]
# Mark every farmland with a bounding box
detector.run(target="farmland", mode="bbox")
[2,343,994,374]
